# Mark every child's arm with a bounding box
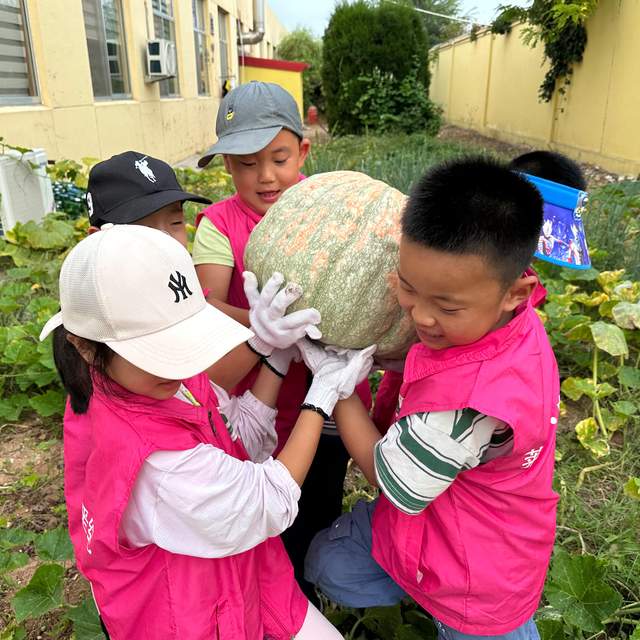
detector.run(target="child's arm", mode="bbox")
[199,265,250,326]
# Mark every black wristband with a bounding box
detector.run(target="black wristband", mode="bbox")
[261,356,285,379]
[300,402,330,421]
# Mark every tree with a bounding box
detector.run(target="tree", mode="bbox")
[405,0,467,45]
[277,28,323,112]
[322,1,437,134]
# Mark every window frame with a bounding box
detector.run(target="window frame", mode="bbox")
[0,0,39,106]
[152,0,180,98]
[217,7,231,90]
[82,0,131,101]
[192,0,208,96]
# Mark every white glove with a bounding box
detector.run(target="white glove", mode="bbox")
[298,341,377,418]
[243,271,322,357]
[263,344,301,378]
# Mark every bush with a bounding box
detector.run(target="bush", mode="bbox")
[277,28,323,113]
[322,1,437,135]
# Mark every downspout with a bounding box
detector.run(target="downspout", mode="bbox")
[238,0,265,45]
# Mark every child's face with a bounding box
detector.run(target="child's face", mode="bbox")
[223,129,310,215]
[397,238,534,350]
[107,352,182,400]
[135,202,188,248]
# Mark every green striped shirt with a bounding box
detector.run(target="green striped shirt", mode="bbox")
[374,409,513,515]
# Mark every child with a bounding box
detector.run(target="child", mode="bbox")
[86,150,211,245]
[192,80,372,597]
[372,149,586,433]
[40,224,376,638]
[304,157,560,639]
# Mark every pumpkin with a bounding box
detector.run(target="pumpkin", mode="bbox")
[244,171,416,358]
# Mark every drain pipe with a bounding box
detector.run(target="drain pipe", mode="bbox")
[238,0,265,46]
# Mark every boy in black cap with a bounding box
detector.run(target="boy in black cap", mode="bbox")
[86,151,211,248]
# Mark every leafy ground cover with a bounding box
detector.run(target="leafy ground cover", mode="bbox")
[0,133,638,639]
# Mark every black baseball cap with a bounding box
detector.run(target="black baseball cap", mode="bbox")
[86,151,211,226]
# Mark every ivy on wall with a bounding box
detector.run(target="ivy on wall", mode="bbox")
[491,0,599,102]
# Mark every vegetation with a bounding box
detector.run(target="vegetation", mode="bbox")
[276,28,324,113]
[491,0,600,102]
[322,1,439,135]
[0,135,638,638]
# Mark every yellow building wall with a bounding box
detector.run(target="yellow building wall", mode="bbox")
[0,0,287,164]
[239,65,305,119]
[429,0,640,176]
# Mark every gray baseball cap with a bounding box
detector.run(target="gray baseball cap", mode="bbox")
[198,81,304,168]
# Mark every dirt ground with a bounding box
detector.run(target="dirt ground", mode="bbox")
[436,124,626,189]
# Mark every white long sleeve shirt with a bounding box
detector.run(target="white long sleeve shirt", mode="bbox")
[119,383,300,558]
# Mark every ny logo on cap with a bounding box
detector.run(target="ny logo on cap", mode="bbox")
[86,192,94,217]
[168,271,193,303]
[134,157,157,183]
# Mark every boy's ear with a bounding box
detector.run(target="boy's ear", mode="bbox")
[502,273,538,312]
[297,137,311,168]
[66,334,96,364]
[222,154,232,173]
[87,226,100,235]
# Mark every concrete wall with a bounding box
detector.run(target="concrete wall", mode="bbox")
[429,0,640,176]
[1,0,288,163]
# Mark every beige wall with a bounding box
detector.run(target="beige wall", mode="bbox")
[1,0,287,164]
[429,0,640,176]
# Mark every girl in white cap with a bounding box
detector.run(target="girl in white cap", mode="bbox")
[40,224,374,639]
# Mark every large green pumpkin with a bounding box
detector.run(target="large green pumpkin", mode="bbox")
[244,171,416,358]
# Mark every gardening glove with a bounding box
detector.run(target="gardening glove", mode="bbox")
[299,340,377,419]
[263,344,301,378]
[243,271,322,357]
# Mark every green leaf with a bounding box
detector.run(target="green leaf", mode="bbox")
[619,366,640,389]
[575,418,610,458]
[0,394,29,421]
[564,322,592,341]
[545,551,622,632]
[0,528,35,551]
[11,563,64,622]
[0,624,26,640]
[611,302,640,330]
[402,610,438,638]
[597,269,625,291]
[28,388,65,417]
[623,477,640,500]
[362,605,403,638]
[65,597,105,640]
[612,400,638,417]
[590,321,628,356]
[0,551,29,573]
[561,377,596,401]
[536,618,566,640]
[560,267,598,281]
[395,624,431,640]
[35,527,74,562]
[630,623,640,640]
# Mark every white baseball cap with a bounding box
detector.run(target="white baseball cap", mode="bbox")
[39,225,253,380]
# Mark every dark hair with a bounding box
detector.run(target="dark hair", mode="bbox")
[509,150,587,191]
[402,156,544,285]
[53,326,114,414]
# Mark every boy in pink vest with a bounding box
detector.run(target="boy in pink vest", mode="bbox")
[305,157,560,639]
[40,224,376,638]
[192,81,371,599]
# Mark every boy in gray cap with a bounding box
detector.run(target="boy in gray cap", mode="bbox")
[193,81,371,603]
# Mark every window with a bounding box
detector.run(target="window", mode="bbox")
[82,0,130,98]
[0,0,38,103]
[152,0,179,97]
[217,8,230,92]
[192,0,208,95]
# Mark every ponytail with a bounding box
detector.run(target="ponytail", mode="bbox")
[52,326,112,414]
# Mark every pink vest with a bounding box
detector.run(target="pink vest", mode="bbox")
[64,372,307,639]
[196,189,371,450]
[372,282,559,635]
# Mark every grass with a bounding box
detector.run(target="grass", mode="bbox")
[303,132,509,194]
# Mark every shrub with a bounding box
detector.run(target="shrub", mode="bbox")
[322,1,436,135]
[277,28,324,113]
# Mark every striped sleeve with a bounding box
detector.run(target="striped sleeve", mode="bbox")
[374,408,512,515]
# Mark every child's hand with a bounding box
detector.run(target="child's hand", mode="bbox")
[299,341,377,418]
[243,271,322,357]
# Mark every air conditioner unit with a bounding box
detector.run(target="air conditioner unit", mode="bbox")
[0,148,54,236]
[146,38,177,80]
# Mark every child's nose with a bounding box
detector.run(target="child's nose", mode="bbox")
[412,307,437,327]
[257,164,276,182]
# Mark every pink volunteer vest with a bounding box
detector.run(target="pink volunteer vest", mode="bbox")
[64,372,307,639]
[196,189,372,451]
[372,282,559,635]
